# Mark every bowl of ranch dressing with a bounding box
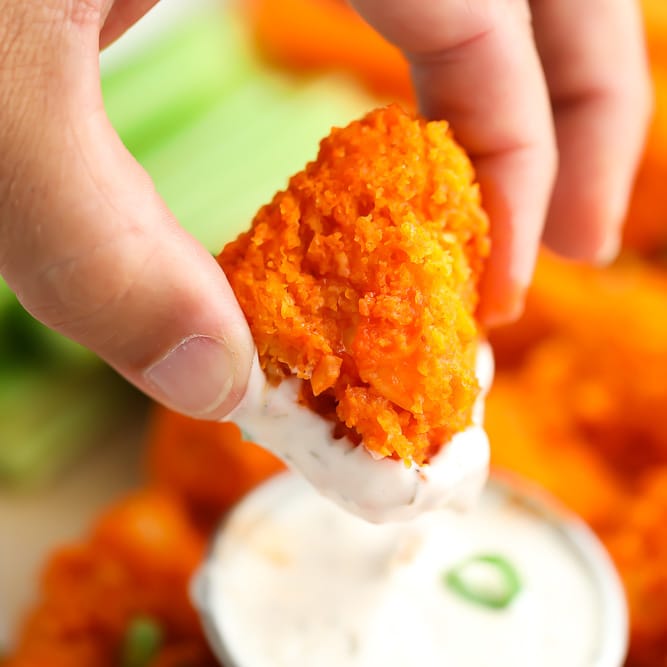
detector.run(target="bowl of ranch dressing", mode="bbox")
[192,471,628,667]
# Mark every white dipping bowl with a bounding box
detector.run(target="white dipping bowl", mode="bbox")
[193,471,628,667]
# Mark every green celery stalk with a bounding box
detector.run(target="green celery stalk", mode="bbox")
[0,290,94,370]
[0,279,12,309]
[120,616,164,667]
[101,7,379,250]
[138,70,377,249]
[0,290,139,488]
[0,366,143,488]
[186,76,379,249]
[102,12,262,158]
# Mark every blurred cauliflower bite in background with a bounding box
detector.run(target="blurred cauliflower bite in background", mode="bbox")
[219,105,489,466]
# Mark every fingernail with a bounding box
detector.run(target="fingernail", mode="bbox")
[594,233,621,266]
[144,335,235,416]
[479,282,528,328]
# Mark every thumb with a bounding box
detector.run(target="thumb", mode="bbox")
[0,1,254,419]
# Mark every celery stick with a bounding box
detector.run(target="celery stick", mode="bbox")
[138,67,377,249]
[139,76,304,246]
[121,616,164,667]
[187,76,379,247]
[102,12,261,158]
[137,75,297,189]
[0,292,95,370]
[0,293,136,488]
[0,367,142,488]
[101,6,378,249]
[0,279,11,309]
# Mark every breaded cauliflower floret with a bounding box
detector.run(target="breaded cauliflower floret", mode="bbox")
[605,467,667,667]
[219,105,489,464]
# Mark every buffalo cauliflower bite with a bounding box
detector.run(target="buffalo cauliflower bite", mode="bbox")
[219,105,489,465]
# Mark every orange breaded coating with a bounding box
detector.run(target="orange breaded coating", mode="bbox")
[642,0,667,69]
[621,1,667,257]
[605,467,667,667]
[485,374,625,526]
[491,252,667,480]
[623,69,667,257]
[243,0,413,102]
[147,407,284,526]
[219,106,489,464]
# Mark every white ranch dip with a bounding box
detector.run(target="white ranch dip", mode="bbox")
[227,342,494,523]
[194,473,628,667]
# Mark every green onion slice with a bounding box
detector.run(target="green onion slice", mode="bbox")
[444,554,522,610]
[120,615,164,667]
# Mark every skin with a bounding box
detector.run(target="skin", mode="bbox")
[0,0,652,419]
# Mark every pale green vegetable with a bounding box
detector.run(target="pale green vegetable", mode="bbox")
[120,616,164,667]
[102,10,378,250]
[0,366,143,488]
[444,554,523,610]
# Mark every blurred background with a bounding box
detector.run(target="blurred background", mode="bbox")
[1,1,666,666]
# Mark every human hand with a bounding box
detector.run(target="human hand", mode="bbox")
[0,1,254,420]
[0,2,651,424]
[352,0,653,324]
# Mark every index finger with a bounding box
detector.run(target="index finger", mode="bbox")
[532,0,652,262]
[351,0,557,324]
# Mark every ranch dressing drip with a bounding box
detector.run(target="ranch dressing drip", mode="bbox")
[227,342,494,523]
[194,474,627,667]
